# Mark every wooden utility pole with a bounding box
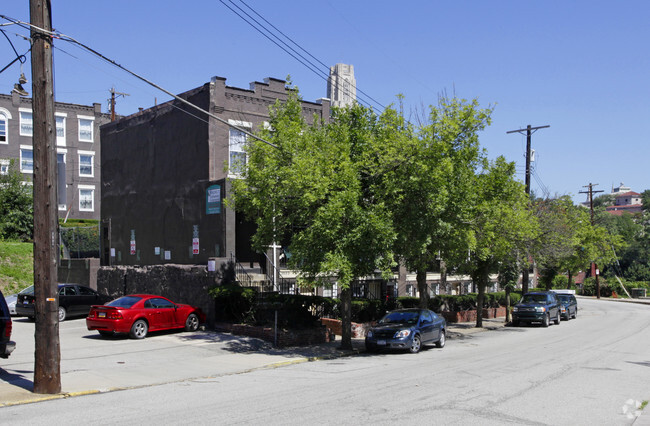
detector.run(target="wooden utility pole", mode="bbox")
[109,87,129,121]
[507,124,549,293]
[579,183,604,299]
[30,0,61,394]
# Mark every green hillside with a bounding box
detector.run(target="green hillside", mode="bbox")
[0,241,34,295]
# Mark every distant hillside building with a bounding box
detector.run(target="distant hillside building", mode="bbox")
[606,183,643,215]
[327,63,356,108]
[0,91,108,220]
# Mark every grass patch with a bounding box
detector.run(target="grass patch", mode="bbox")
[641,401,648,411]
[0,241,34,295]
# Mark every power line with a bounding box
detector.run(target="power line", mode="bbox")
[219,0,386,111]
[0,14,279,150]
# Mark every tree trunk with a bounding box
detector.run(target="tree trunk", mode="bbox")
[567,271,573,290]
[339,286,353,350]
[416,269,429,309]
[440,260,447,293]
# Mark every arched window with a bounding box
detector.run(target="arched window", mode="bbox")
[0,107,12,144]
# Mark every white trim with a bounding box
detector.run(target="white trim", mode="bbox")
[18,107,33,113]
[55,112,68,117]
[78,149,95,156]
[19,110,33,137]
[78,186,95,212]
[78,116,94,142]
[227,119,252,128]
[57,147,68,154]
[78,184,95,190]
[0,107,12,119]
[77,115,95,121]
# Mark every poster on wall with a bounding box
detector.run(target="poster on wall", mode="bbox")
[206,184,221,214]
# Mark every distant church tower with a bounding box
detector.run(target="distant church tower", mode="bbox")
[327,63,356,108]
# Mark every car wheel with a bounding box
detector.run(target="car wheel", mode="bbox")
[512,319,519,327]
[573,308,578,319]
[58,306,67,322]
[129,319,148,339]
[184,313,199,332]
[554,310,561,325]
[98,331,114,338]
[542,313,550,327]
[409,334,421,354]
[435,330,446,348]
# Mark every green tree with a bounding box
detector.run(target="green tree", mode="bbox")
[0,159,33,241]
[229,89,396,350]
[381,97,492,309]
[459,157,537,327]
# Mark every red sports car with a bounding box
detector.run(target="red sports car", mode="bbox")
[86,294,205,339]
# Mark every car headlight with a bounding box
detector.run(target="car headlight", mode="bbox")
[561,307,567,312]
[394,330,411,339]
[367,330,373,338]
[513,306,519,312]
[535,307,546,313]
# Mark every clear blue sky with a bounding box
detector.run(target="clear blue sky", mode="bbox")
[2,1,648,203]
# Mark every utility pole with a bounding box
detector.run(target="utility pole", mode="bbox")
[109,87,129,121]
[30,0,61,394]
[579,183,604,299]
[507,124,549,293]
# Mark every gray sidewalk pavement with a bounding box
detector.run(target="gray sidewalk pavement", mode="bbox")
[0,317,505,407]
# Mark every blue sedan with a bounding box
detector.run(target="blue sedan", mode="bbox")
[365,308,446,353]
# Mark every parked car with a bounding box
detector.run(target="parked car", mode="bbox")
[4,293,17,316]
[365,308,446,353]
[512,291,561,327]
[86,294,206,339]
[16,284,112,322]
[0,289,16,359]
[555,293,578,320]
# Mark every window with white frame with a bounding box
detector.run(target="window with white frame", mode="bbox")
[20,110,33,136]
[55,113,66,146]
[57,152,66,210]
[0,112,8,144]
[228,120,251,176]
[0,159,9,175]
[78,151,94,177]
[78,186,94,211]
[78,116,94,142]
[20,146,33,173]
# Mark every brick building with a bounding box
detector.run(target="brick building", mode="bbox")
[0,91,108,220]
[99,76,330,268]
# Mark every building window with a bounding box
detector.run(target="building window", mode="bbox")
[78,116,94,142]
[56,114,66,146]
[0,113,7,144]
[78,152,94,177]
[20,146,33,173]
[20,110,33,136]
[79,186,94,211]
[228,120,251,177]
[0,159,9,175]
[57,152,66,211]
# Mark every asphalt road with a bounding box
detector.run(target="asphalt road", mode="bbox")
[2,298,650,425]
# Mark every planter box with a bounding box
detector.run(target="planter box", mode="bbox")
[442,307,507,323]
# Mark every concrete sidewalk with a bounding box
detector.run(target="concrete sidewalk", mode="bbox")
[0,318,504,407]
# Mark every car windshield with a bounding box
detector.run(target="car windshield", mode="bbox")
[380,311,420,325]
[107,296,142,308]
[522,294,547,303]
[557,295,571,302]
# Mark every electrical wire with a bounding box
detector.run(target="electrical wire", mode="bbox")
[0,14,278,150]
[219,0,386,111]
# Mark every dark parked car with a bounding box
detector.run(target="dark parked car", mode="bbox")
[86,294,206,339]
[512,291,561,327]
[365,308,446,353]
[0,289,16,359]
[554,292,578,320]
[16,284,112,322]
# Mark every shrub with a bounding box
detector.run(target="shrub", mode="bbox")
[60,225,100,258]
[209,284,257,323]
